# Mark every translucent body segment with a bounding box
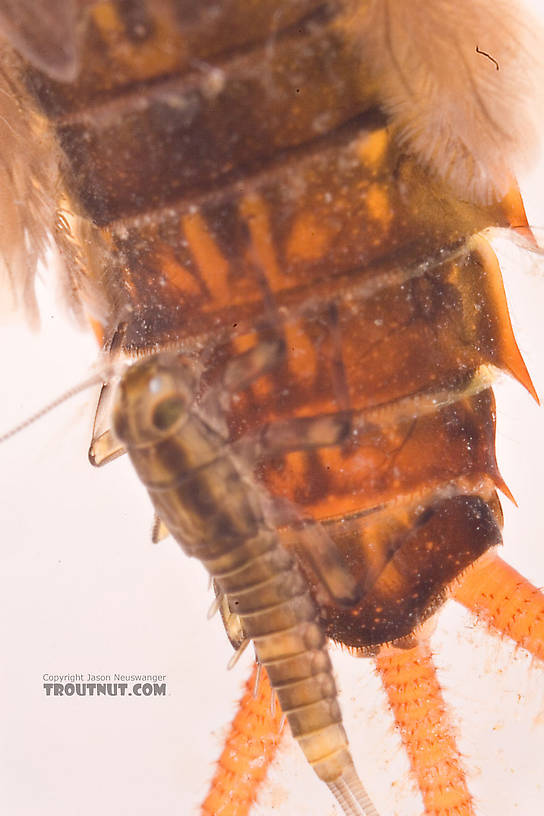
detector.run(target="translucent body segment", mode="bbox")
[375,639,475,816]
[25,4,378,225]
[23,0,327,114]
[218,242,530,431]
[217,592,246,651]
[312,490,503,648]
[88,324,129,465]
[452,551,544,662]
[260,389,504,520]
[90,132,525,350]
[88,425,125,466]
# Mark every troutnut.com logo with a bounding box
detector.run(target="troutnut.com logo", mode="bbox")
[42,673,167,697]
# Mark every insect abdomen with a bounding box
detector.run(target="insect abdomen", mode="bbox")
[12,0,533,647]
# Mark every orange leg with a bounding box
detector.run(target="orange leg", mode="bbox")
[201,552,544,815]
[375,639,475,816]
[201,664,283,816]
[452,550,544,661]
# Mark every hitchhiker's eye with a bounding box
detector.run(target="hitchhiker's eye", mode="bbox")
[151,397,185,431]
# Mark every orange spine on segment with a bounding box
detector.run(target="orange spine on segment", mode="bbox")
[375,640,475,816]
[452,551,544,662]
[201,663,284,816]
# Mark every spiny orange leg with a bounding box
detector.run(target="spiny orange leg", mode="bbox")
[375,639,475,816]
[201,551,544,815]
[452,550,544,662]
[201,663,284,816]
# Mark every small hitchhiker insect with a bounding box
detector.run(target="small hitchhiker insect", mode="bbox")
[1,1,544,815]
[109,342,380,815]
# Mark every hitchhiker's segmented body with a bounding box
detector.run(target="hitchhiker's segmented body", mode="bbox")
[111,348,377,815]
[1,1,544,814]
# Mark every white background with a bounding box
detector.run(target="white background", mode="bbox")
[2,6,544,816]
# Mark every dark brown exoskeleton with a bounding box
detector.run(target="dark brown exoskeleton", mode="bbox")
[1,1,544,814]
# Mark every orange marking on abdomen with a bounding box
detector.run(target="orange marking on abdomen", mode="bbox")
[157,246,201,296]
[453,551,544,662]
[355,128,388,169]
[201,664,283,816]
[283,320,318,393]
[285,211,331,262]
[375,639,475,816]
[239,193,288,291]
[366,183,392,235]
[90,2,123,34]
[231,331,260,355]
[182,212,231,304]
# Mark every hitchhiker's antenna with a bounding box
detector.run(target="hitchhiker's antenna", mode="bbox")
[0,362,124,444]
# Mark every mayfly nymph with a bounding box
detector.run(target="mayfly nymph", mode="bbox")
[111,344,378,816]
